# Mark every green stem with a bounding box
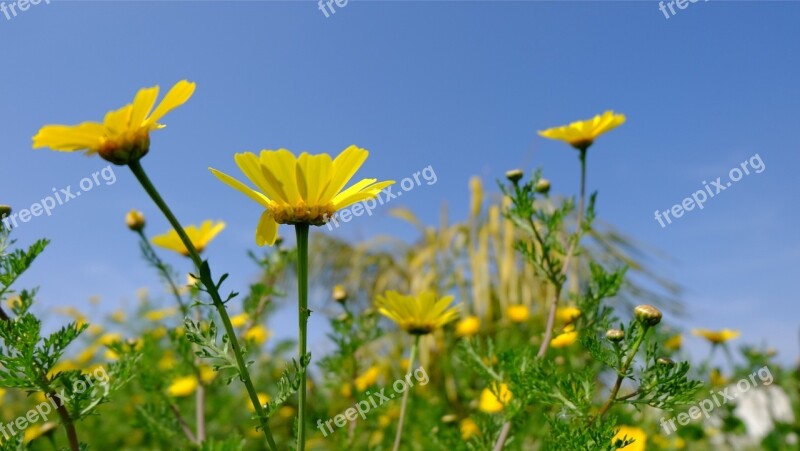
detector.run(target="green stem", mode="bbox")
[594,324,650,421]
[296,223,310,451]
[128,160,278,451]
[135,229,188,315]
[392,335,420,451]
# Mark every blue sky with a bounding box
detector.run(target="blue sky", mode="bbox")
[1,1,798,366]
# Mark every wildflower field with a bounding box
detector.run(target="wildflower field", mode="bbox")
[1,3,798,451]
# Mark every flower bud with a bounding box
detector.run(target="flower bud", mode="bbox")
[332,285,348,303]
[657,357,675,366]
[634,304,662,327]
[505,169,524,184]
[534,179,551,194]
[125,209,146,231]
[0,205,11,218]
[606,329,625,342]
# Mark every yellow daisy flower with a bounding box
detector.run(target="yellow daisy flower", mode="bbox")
[209,146,395,246]
[354,366,381,391]
[550,330,579,348]
[664,334,682,351]
[555,306,581,323]
[144,307,177,322]
[167,375,198,397]
[611,425,647,451]
[199,365,217,384]
[248,392,271,413]
[460,418,480,440]
[506,305,530,323]
[455,315,481,337]
[23,422,57,443]
[230,312,249,328]
[375,290,459,336]
[478,383,512,413]
[33,80,195,165]
[243,324,271,345]
[692,328,740,345]
[538,110,626,151]
[152,220,225,256]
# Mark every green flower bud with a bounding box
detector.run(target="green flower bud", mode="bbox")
[534,179,551,194]
[125,209,145,231]
[332,285,348,303]
[505,169,524,183]
[606,329,625,342]
[657,357,675,366]
[634,305,662,327]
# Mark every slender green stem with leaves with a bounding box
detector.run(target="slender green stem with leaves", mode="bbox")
[128,160,278,451]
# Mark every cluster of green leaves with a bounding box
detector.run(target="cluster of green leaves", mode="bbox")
[0,226,136,450]
[446,170,702,450]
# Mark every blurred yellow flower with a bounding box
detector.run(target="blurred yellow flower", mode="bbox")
[278,406,295,419]
[97,332,123,346]
[460,418,480,440]
[157,352,176,370]
[48,360,79,378]
[33,80,195,165]
[507,305,530,323]
[455,316,480,337]
[354,366,381,391]
[0,388,5,399]
[110,310,126,323]
[230,313,249,328]
[664,334,682,351]
[692,329,740,345]
[243,325,271,345]
[167,376,198,397]
[479,383,512,413]
[209,146,395,246]
[539,110,626,151]
[199,366,217,384]
[555,306,581,323]
[23,422,57,443]
[144,308,177,322]
[550,330,578,348]
[612,425,646,451]
[710,368,727,387]
[340,383,353,398]
[76,346,97,364]
[651,433,686,449]
[152,220,225,256]
[248,392,271,412]
[376,291,459,336]
[6,295,21,310]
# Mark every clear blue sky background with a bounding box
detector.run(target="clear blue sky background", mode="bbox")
[1,1,798,366]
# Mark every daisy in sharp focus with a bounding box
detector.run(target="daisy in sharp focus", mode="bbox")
[209,146,394,246]
[33,80,195,165]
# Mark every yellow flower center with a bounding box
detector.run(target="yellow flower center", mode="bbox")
[98,130,151,165]
[268,201,336,226]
